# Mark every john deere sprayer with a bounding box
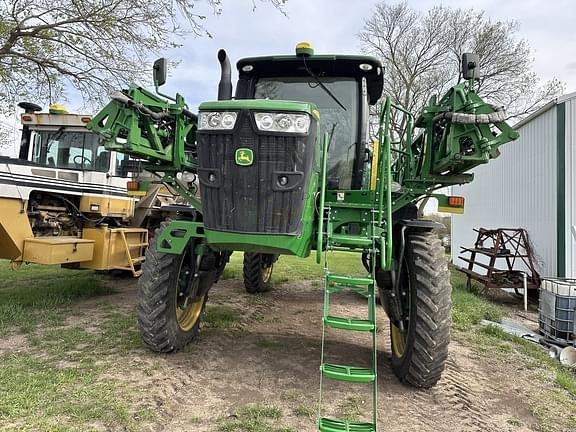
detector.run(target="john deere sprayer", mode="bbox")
[88,43,518,431]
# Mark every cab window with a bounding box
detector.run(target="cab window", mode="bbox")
[31,130,109,172]
[254,77,359,189]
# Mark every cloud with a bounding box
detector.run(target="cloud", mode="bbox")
[51,0,576,113]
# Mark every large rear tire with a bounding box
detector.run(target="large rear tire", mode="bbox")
[389,231,452,388]
[137,226,211,353]
[243,252,274,294]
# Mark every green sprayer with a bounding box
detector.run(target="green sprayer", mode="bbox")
[88,43,518,431]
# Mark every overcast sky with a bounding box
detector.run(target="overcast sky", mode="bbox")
[156,0,576,111]
[2,0,575,157]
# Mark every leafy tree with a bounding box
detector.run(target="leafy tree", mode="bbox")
[0,0,286,110]
[359,2,564,125]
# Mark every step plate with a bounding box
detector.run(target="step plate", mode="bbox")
[320,363,375,383]
[318,417,376,432]
[330,234,373,247]
[327,273,374,286]
[324,316,375,332]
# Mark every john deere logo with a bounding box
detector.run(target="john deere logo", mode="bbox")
[235,148,253,166]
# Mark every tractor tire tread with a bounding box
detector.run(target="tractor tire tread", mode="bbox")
[137,222,205,353]
[392,231,452,389]
[243,252,272,294]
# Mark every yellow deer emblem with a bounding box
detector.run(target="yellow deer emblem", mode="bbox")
[235,148,253,166]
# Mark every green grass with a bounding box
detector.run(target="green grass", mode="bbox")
[0,261,114,334]
[222,251,366,285]
[450,267,505,330]
[28,312,141,360]
[255,337,285,350]
[294,404,315,417]
[448,266,575,430]
[479,324,576,397]
[217,403,294,432]
[0,353,132,431]
[338,395,366,421]
[205,305,241,329]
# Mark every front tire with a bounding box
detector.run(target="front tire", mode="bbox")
[137,227,210,353]
[390,231,452,388]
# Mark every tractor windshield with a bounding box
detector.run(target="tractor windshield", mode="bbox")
[255,77,358,189]
[31,130,110,172]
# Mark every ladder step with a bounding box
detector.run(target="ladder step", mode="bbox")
[327,273,374,286]
[320,363,375,383]
[128,242,149,247]
[318,417,376,432]
[324,315,375,332]
[330,234,373,247]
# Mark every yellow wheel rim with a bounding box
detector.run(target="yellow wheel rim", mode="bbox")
[176,294,205,331]
[262,264,273,284]
[391,323,408,358]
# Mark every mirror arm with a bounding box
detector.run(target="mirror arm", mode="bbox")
[155,82,176,102]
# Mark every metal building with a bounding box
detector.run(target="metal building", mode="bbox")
[451,92,576,278]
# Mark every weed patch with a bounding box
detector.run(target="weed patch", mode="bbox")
[205,305,241,329]
[218,403,294,432]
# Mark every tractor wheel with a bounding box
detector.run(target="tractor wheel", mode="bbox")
[389,231,452,388]
[243,252,274,293]
[137,226,211,353]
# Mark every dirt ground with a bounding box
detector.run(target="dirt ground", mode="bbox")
[43,274,569,432]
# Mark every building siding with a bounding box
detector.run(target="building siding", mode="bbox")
[564,97,576,278]
[451,107,558,277]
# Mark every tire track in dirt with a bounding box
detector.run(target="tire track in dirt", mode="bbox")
[431,354,498,431]
[114,279,285,431]
[95,279,541,432]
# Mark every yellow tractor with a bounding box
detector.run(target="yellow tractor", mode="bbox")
[0,102,180,276]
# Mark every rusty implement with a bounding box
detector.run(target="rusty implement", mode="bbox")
[458,228,541,296]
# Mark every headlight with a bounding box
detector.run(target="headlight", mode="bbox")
[198,111,238,130]
[254,112,311,134]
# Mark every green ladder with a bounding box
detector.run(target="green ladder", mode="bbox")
[317,206,378,432]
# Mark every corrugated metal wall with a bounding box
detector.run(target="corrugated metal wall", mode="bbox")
[564,98,576,278]
[451,107,558,277]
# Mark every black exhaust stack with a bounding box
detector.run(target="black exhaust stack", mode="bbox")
[217,49,232,100]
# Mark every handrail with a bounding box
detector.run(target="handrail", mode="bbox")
[316,132,330,264]
[377,98,393,270]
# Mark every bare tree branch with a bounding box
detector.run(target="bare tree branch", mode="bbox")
[359,1,565,133]
[0,0,287,112]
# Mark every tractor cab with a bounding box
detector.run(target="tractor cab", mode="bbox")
[235,45,384,190]
[17,102,126,176]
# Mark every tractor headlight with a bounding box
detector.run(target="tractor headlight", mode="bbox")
[254,112,311,134]
[198,111,238,130]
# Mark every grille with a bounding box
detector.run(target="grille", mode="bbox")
[197,111,315,235]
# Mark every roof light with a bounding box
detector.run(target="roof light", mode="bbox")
[242,65,253,72]
[49,104,68,114]
[81,116,91,123]
[359,63,373,71]
[295,41,314,57]
[22,115,32,122]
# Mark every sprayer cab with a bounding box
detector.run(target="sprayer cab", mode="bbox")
[192,47,386,256]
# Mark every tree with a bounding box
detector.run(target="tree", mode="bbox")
[0,0,286,111]
[359,2,564,127]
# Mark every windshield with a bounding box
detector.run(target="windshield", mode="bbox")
[255,77,359,189]
[31,130,110,172]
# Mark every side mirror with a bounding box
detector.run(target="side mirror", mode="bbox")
[153,58,167,87]
[461,53,480,80]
